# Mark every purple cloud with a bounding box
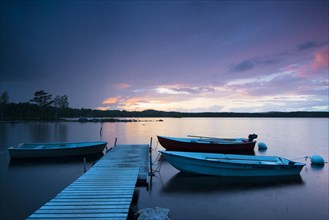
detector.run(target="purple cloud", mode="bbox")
[229,57,278,73]
[298,41,328,51]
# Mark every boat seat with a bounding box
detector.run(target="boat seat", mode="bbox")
[259,161,278,165]
[34,145,44,149]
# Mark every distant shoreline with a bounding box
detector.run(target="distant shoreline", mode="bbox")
[1,111,328,123]
[2,103,328,120]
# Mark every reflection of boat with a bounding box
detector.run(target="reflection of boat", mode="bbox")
[157,134,257,153]
[160,151,305,176]
[8,141,108,159]
[162,172,304,193]
[8,154,103,167]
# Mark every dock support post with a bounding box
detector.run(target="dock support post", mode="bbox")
[99,122,103,139]
[83,157,87,173]
[149,137,155,177]
[114,137,117,146]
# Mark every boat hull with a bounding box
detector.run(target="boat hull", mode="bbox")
[157,136,256,153]
[8,141,107,159]
[160,151,305,177]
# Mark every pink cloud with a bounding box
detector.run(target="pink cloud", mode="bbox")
[297,49,328,78]
[102,97,120,104]
[312,50,328,70]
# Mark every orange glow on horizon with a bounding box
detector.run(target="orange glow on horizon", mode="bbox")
[102,97,119,104]
[97,107,108,111]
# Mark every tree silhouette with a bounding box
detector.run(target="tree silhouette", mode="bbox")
[53,95,69,118]
[29,90,54,119]
[53,95,69,109]
[0,91,9,120]
[30,90,54,107]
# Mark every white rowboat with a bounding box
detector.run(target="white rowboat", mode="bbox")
[160,151,305,176]
[8,141,108,159]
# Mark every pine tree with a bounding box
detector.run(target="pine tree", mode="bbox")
[30,90,54,107]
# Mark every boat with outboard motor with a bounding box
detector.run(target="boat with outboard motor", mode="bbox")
[157,134,258,153]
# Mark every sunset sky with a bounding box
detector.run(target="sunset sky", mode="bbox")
[1,0,328,112]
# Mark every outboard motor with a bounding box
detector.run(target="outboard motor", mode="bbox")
[248,133,258,142]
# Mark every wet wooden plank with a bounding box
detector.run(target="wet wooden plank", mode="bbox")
[28,168,138,219]
[28,144,149,219]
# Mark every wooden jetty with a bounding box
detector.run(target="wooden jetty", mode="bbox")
[28,144,150,220]
[96,144,150,184]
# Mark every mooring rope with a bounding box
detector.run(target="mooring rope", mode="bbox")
[152,141,159,151]
[291,156,310,161]
[153,158,164,173]
[290,156,327,164]
[152,151,162,165]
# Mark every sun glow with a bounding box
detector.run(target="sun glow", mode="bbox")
[102,97,120,104]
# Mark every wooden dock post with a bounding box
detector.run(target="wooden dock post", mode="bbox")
[149,137,155,176]
[83,157,87,173]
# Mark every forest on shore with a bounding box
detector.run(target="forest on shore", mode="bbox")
[1,102,328,121]
[1,90,328,121]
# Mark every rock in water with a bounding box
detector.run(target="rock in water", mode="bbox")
[137,207,171,220]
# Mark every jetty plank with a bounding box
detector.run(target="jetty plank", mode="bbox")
[96,144,149,182]
[28,144,150,219]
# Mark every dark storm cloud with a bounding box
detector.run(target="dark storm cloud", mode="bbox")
[298,41,329,51]
[298,41,318,50]
[230,60,255,72]
[229,57,278,73]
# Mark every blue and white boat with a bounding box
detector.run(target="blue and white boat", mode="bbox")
[8,141,108,159]
[160,151,305,177]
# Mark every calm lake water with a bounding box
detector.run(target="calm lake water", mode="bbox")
[0,118,328,220]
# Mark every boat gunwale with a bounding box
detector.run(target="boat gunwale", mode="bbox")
[160,151,306,167]
[9,141,108,151]
[157,135,256,145]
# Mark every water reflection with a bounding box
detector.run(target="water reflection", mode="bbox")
[1,119,327,220]
[9,154,103,167]
[54,123,68,142]
[29,122,51,141]
[162,172,304,194]
[310,163,326,171]
[0,123,8,150]
[28,122,68,142]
